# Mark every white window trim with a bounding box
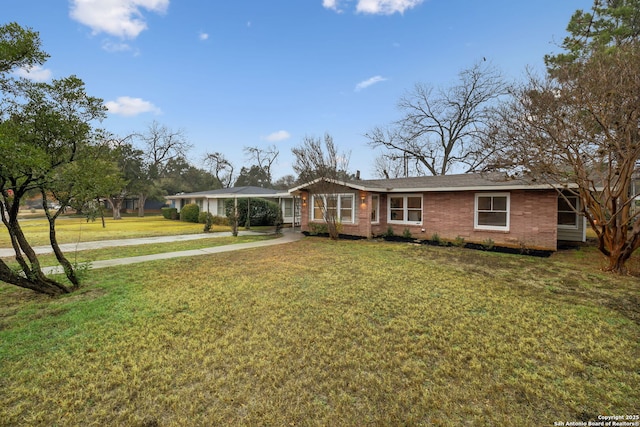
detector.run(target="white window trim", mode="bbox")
[311,193,355,224]
[474,193,510,231]
[387,194,423,225]
[558,195,580,229]
[371,194,380,224]
[282,198,294,218]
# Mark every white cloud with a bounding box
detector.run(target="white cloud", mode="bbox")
[323,0,423,15]
[14,65,52,82]
[101,40,134,53]
[322,0,342,12]
[105,96,161,116]
[263,130,291,142]
[199,31,209,41]
[355,75,387,91]
[69,0,169,39]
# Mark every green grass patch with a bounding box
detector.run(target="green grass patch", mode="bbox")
[0,239,638,425]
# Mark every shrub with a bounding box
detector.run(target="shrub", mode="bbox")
[180,204,200,223]
[403,228,413,239]
[161,207,178,220]
[199,212,215,232]
[385,226,395,237]
[224,198,283,227]
[482,238,495,251]
[210,215,228,226]
[430,233,441,245]
[198,211,210,224]
[309,223,328,235]
[453,235,465,247]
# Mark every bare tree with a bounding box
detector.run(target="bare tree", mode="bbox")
[366,61,507,176]
[243,144,279,184]
[486,0,640,274]
[137,121,192,176]
[204,152,234,188]
[373,152,427,179]
[487,46,640,273]
[130,121,192,216]
[291,134,350,239]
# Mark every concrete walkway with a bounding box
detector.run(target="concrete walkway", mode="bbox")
[0,230,267,258]
[0,230,304,276]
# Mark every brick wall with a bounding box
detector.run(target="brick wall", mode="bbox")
[421,190,558,250]
[300,188,559,251]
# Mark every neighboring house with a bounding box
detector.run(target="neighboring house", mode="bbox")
[165,186,299,227]
[289,173,587,251]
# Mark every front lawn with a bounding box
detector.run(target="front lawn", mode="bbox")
[0,239,638,426]
[0,215,230,247]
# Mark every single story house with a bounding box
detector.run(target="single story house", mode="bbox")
[165,186,299,227]
[289,173,587,251]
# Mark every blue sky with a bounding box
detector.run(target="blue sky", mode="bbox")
[4,0,587,181]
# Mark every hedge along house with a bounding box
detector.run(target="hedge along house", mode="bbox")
[289,173,587,251]
[165,186,300,227]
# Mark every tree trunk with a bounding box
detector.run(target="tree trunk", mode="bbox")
[0,197,71,295]
[0,261,70,296]
[597,221,640,274]
[108,196,124,220]
[42,194,80,288]
[137,193,147,217]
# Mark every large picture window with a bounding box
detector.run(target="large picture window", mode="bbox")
[475,193,510,230]
[388,195,422,224]
[558,196,579,228]
[311,194,355,223]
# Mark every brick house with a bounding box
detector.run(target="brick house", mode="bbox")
[289,173,586,251]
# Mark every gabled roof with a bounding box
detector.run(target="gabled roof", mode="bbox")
[289,173,573,194]
[166,186,290,199]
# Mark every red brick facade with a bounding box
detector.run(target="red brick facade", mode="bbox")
[299,188,559,251]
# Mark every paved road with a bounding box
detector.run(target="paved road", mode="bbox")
[0,230,304,275]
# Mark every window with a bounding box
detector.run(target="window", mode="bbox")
[475,193,509,230]
[371,194,379,223]
[340,195,353,222]
[388,195,423,224]
[217,199,226,216]
[311,194,355,223]
[283,199,293,217]
[558,196,579,228]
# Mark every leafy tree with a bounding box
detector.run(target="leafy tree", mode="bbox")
[486,0,640,273]
[161,156,219,195]
[291,134,351,239]
[366,61,507,176]
[234,165,271,188]
[103,138,143,220]
[0,22,48,80]
[272,174,297,190]
[0,24,107,294]
[49,140,125,228]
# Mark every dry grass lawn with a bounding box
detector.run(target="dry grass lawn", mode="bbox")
[0,215,229,247]
[0,237,638,426]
